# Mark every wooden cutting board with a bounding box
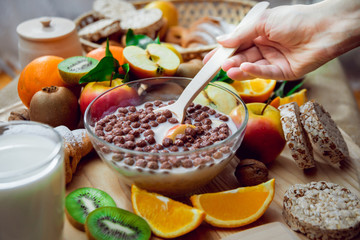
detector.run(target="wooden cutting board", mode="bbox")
[221,222,301,240]
[62,129,360,240]
[1,102,360,240]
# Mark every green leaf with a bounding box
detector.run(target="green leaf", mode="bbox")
[273,81,287,98]
[105,38,113,58]
[79,56,121,83]
[119,63,130,83]
[125,29,160,49]
[286,80,304,96]
[211,69,234,84]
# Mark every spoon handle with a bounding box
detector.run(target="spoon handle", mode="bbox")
[175,1,269,110]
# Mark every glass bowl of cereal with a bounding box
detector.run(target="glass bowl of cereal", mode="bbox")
[84,77,248,196]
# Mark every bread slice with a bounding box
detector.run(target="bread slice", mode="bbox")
[279,102,315,169]
[300,100,350,165]
[120,8,165,39]
[283,181,360,240]
[78,18,121,42]
[93,0,136,20]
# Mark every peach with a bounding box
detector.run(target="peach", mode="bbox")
[164,124,195,141]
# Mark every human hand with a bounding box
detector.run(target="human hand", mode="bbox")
[204,0,360,81]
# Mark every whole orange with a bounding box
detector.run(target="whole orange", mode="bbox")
[145,1,179,28]
[18,56,69,108]
[86,46,125,73]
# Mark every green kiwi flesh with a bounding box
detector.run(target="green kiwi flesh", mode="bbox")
[58,56,99,85]
[85,206,151,240]
[65,187,116,231]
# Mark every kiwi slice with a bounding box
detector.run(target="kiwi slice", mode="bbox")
[85,206,151,240]
[65,187,117,231]
[58,56,99,85]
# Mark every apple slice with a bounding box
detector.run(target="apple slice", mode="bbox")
[164,124,196,141]
[194,81,240,115]
[123,43,180,79]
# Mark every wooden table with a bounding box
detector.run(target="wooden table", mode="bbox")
[1,59,360,240]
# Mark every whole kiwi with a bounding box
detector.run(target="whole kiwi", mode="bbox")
[29,86,80,129]
[85,206,151,240]
[175,59,203,78]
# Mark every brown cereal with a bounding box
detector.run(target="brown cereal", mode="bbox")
[124,157,135,165]
[168,117,179,124]
[160,162,172,169]
[147,161,159,169]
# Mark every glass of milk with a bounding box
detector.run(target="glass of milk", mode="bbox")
[0,121,65,240]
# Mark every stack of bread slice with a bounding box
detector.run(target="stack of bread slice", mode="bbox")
[279,100,350,169]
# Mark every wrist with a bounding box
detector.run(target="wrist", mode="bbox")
[315,0,360,58]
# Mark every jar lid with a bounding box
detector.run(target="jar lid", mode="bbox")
[16,16,76,41]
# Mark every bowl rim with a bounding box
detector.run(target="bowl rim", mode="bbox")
[84,76,248,156]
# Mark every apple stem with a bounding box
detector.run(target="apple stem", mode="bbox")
[109,72,114,87]
[261,99,271,115]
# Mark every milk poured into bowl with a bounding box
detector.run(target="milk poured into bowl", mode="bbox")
[0,134,65,240]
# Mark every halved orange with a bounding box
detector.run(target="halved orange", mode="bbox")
[190,179,275,228]
[131,185,205,238]
[231,78,276,103]
[270,89,308,108]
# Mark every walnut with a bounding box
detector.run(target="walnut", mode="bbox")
[8,108,30,121]
[234,159,268,187]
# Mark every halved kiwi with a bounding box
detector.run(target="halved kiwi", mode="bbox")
[65,187,117,231]
[85,206,151,240]
[58,56,99,85]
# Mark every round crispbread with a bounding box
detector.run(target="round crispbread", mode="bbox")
[93,0,136,20]
[120,8,164,39]
[279,102,315,169]
[300,100,350,165]
[283,181,360,240]
[78,18,121,42]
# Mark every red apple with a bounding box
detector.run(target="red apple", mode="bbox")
[79,79,140,121]
[230,103,286,164]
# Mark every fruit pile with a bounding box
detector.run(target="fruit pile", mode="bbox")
[65,180,275,239]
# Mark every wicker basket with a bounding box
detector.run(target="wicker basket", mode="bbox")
[74,0,256,60]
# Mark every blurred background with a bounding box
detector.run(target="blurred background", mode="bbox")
[0,0,359,109]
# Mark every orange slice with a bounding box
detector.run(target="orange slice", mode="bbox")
[270,89,308,108]
[190,179,275,228]
[131,185,205,238]
[231,78,276,103]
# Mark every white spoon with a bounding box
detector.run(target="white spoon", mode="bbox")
[156,1,269,123]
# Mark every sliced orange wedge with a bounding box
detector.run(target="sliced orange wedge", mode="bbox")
[131,185,205,238]
[270,89,308,108]
[231,79,276,103]
[190,179,275,228]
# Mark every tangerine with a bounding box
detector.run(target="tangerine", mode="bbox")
[18,56,69,108]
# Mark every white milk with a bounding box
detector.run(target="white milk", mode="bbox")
[0,134,65,240]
